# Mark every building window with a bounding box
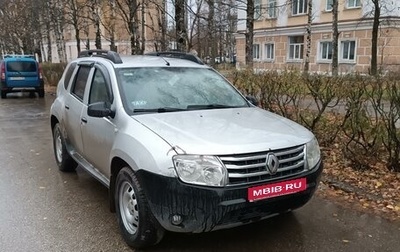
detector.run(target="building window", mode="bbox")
[288,36,304,60]
[268,0,277,18]
[264,43,275,61]
[347,0,361,8]
[326,0,333,11]
[255,0,262,20]
[319,41,333,60]
[253,44,261,60]
[292,0,308,15]
[341,40,356,61]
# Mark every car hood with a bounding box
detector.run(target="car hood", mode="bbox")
[133,107,314,155]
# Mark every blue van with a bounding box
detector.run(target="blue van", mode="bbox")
[0,55,44,98]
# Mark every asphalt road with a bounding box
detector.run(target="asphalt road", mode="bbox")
[0,92,399,252]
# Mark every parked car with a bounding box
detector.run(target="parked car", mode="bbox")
[50,50,323,249]
[0,55,44,98]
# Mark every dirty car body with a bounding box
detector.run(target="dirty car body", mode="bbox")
[50,50,323,248]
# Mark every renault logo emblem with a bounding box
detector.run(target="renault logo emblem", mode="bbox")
[266,153,279,175]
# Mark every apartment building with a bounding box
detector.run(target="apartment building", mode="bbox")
[235,0,400,73]
[44,0,163,63]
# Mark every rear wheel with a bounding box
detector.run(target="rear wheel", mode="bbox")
[52,123,77,172]
[1,90,6,99]
[115,167,164,249]
[38,89,45,98]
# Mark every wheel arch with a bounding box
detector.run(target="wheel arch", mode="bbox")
[50,115,59,133]
[109,157,131,212]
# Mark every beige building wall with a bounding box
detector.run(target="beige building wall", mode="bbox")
[236,0,400,74]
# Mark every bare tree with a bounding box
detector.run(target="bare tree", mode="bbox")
[245,0,254,68]
[175,0,187,51]
[114,0,141,54]
[303,0,313,73]
[332,0,339,76]
[370,0,380,76]
[64,0,88,54]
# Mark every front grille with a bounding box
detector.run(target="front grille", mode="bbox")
[219,145,305,186]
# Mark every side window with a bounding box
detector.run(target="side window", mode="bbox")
[72,66,91,100]
[64,62,77,90]
[89,69,111,104]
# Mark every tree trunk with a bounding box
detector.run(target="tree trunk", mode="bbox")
[245,0,254,69]
[141,3,145,54]
[175,0,186,51]
[75,27,81,54]
[53,0,66,63]
[95,19,102,49]
[207,0,217,66]
[304,0,313,74]
[371,0,380,76]
[161,0,167,51]
[332,0,339,76]
[46,21,52,62]
[110,0,117,51]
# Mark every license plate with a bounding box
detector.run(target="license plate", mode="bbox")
[10,77,25,80]
[248,178,307,202]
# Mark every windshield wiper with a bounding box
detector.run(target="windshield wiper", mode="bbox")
[133,107,186,113]
[186,104,242,110]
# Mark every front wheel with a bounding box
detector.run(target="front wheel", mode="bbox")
[1,90,6,99]
[52,123,77,172]
[115,167,164,249]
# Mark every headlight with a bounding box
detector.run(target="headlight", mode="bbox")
[172,155,228,187]
[306,138,321,169]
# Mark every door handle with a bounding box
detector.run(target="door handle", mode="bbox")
[65,105,70,110]
[81,117,87,123]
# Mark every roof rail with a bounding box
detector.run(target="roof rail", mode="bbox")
[79,50,123,64]
[145,51,204,65]
[3,54,36,59]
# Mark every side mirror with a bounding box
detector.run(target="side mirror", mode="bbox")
[245,96,259,106]
[87,102,115,118]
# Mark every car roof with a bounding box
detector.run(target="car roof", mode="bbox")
[75,50,209,69]
[3,55,37,62]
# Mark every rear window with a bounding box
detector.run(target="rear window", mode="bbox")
[7,61,37,72]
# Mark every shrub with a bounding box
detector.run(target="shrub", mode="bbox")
[41,63,67,86]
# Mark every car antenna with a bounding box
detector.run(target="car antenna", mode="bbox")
[154,52,170,66]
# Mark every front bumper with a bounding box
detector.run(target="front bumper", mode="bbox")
[137,160,323,233]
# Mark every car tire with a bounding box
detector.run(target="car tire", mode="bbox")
[1,90,6,99]
[115,167,165,249]
[52,123,77,172]
[38,89,45,98]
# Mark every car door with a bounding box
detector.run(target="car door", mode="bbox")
[64,63,93,156]
[80,64,116,178]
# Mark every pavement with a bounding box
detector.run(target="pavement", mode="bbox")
[0,91,399,252]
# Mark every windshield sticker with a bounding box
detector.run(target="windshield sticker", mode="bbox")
[132,100,147,106]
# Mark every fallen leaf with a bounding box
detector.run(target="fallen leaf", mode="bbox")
[386,205,394,210]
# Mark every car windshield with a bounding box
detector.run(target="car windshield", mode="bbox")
[117,67,249,113]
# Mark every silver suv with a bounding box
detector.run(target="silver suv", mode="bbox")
[50,50,322,249]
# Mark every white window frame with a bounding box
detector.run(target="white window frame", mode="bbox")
[253,44,261,60]
[347,0,361,8]
[254,0,262,20]
[263,43,275,61]
[319,41,333,62]
[288,36,304,61]
[267,0,277,18]
[326,0,333,11]
[340,40,356,63]
[292,0,308,15]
